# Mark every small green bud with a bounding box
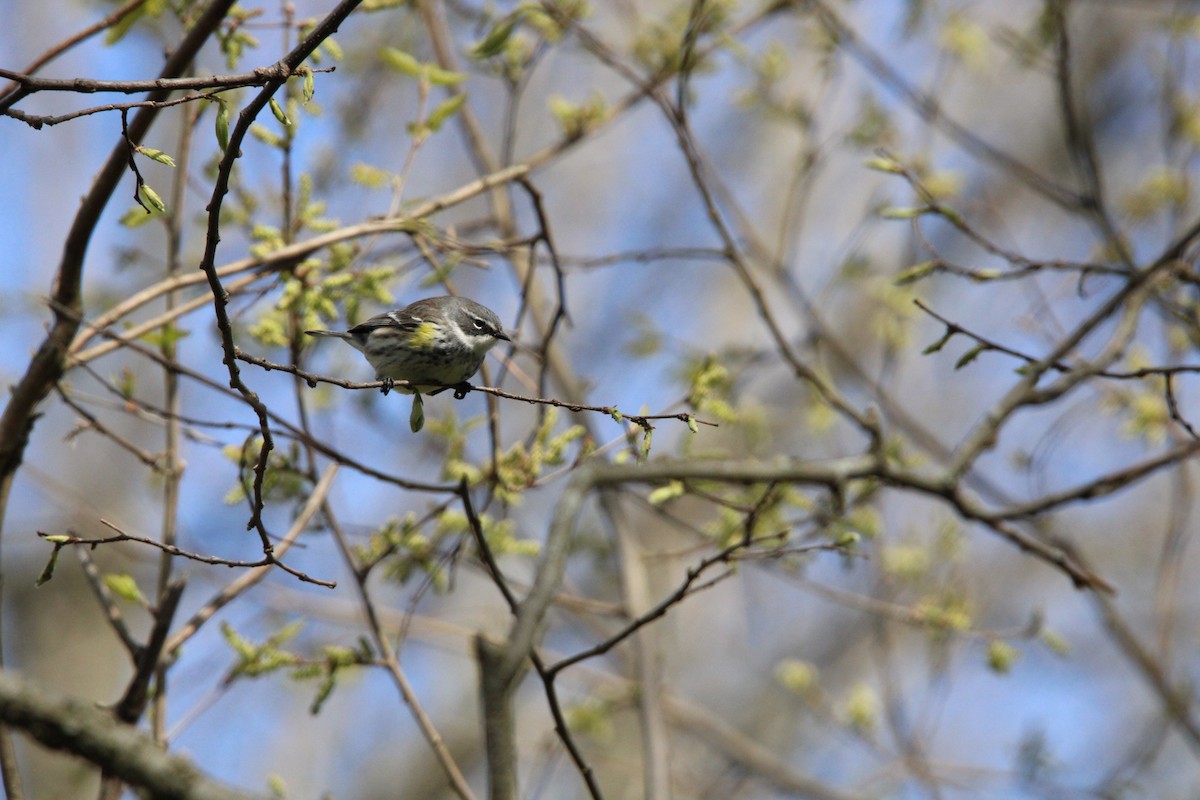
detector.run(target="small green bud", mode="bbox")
[774,659,819,694]
[104,573,147,604]
[864,155,903,173]
[380,47,423,77]
[409,393,425,433]
[214,98,230,151]
[301,66,315,101]
[895,260,937,286]
[138,183,167,215]
[647,480,685,505]
[880,205,929,219]
[472,15,519,59]
[135,146,176,167]
[426,93,466,131]
[269,97,291,126]
[954,344,987,370]
[987,639,1020,673]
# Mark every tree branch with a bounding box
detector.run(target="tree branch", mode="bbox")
[0,669,257,800]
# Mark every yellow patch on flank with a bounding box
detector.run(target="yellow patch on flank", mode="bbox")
[408,322,439,348]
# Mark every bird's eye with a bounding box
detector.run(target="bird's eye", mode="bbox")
[472,318,486,330]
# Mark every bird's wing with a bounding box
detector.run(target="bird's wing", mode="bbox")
[346,309,424,337]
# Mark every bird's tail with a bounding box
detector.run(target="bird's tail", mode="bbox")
[305,329,351,340]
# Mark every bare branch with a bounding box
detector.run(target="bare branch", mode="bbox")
[0,0,149,103]
[39,523,336,589]
[166,464,339,656]
[234,349,716,431]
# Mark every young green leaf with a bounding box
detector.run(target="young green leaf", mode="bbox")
[1039,629,1071,657]
[880,205,930,220]
[774,659,819,694]
[864,154,903,173]
[380,47,424,78]
[647,480,685,505]
[894,260,937,285]
[922,330,955,355]
[299,66,315,101]
[120,205,158,228]
[214,98,230,151]
[104,573,148,605]
[426,64,468,86]
[269,97,291,126]
[638,429,653,462]
[426,93,467,132]
[350,162,391,188]
[138,183,167,215]
[955,344,987,369]
[35,545,61,587]
[322,37,344,62]
[987,639,1020,673]
[472,14,519,58]
[410,393,425,433]
[135,146,176,167]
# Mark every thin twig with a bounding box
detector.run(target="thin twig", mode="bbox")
[39,525,336,589]
[0,0,149,105]
[321,487,478,800]
[234,349,716,431]
[74,547,139,654]
[0,63,319,100]
[548,538,846,677]
[914,299,1200,380]
[165,464,338,656]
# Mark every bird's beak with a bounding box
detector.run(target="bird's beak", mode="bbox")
[496,329,512,342]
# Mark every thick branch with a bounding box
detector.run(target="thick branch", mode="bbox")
[0,669,256,800]
[475,636,518,800]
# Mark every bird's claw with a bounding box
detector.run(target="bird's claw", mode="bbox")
[380,377,394,395]
[452,382,471,400]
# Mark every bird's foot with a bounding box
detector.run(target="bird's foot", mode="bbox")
[380,376,394,395]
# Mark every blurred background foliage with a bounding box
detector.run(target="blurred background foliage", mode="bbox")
[2,0,1200,797]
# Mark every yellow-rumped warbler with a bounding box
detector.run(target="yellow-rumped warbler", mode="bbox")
[306,296,509,429]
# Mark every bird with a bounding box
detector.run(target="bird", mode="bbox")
[306,295,510,431]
